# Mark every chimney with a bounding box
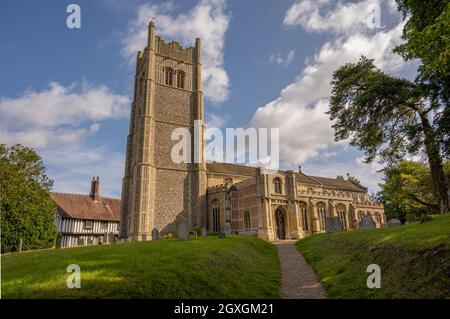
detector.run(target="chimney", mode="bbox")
[89,176,100,202]
[89,177,95,198]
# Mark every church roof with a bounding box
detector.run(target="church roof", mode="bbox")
[50,192,121,221]
[206,162,367,192]
[206,162,257,176]
[305,175,367,192]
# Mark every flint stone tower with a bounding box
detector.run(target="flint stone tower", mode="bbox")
[120,21,207,240]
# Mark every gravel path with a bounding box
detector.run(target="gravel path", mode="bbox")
[274,240,327,299]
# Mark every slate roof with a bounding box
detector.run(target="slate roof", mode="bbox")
[50,192,121,221]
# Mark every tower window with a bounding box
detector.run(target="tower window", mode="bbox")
[273,178,282,194]
[176,70,185,89]
[164,67,174,86]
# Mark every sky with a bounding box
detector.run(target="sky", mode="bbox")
[0,0,420,197]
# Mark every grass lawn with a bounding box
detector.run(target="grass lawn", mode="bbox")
[2,236,280,298]
[297,213,450,298]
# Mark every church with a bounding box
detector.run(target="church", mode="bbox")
[119,21,386,241]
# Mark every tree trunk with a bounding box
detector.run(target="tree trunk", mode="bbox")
[419,113,449,214]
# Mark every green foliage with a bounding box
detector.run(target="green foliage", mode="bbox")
[328,0,450,213]
[2,237,281,298]
[336,173,361,186]
[329,57,424,164]
[161,232,175,240]
[418,213,434,223]
[378,160,450,221]
[0,144,57,253]
[395,0,450,77]
[394,0,450,158]
[297,213,450,298]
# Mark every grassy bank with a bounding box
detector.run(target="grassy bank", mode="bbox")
[297,213,450,298]
[2,236,280,298]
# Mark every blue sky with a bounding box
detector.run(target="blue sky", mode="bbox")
[0,0,418,196]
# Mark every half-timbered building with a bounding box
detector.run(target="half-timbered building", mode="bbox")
[51,177,120,248]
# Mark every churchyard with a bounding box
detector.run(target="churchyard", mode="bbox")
[297,213,450,298]
[2,214,449,299]
[2,236,280,299]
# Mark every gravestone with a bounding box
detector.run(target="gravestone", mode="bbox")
[200,227,207,237]
[190,231,198,238]
[152,228,159,240]
[224,223,231,236]
[388,218,401,227]
[107,232,116,244]
[176,217,189,240]
[218,231,226,239]
[325,217,343,232]
[359,216,376,229]
[56,234,63,249]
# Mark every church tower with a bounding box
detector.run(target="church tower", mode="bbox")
[120,21,207,240]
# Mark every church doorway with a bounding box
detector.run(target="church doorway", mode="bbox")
[275,209,286,240]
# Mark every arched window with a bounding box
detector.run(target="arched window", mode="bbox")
[164,67,174,86]
[176,70,185,89]
[299,202,308,231]
[317,202,326,230]
[337,204,347,230]
[358,211,364,221]
[211,200,220,232]
[374,212,382,224]
[273,177,282,194]
[244,211,251,230]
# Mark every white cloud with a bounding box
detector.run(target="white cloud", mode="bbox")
[269,50,296,66]
[121,0,231,104]
[249,1,407,190]
[0,81,129,148]
[302,154,384,192]
[205,112,229,129]
[0,81,130,196]
[43,145,125,197]
[283,0,397,33]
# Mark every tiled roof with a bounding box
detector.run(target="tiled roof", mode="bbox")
[50,192,121,221]
[295,172,321,185]
[306,175,367,192]
[206,162,368,192]
[206,162,257,176]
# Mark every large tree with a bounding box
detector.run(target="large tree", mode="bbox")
[379,160,450,221]
[0,144,56,253]
[328,1,450,213]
